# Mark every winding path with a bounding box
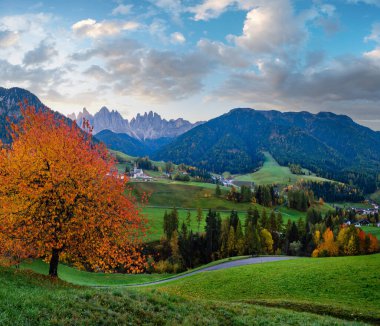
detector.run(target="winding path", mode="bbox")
[126,256,298,287]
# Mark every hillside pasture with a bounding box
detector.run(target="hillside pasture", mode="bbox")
[235,152,331,185]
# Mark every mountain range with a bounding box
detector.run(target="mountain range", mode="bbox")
[1,87,379,193]
[69,107,203,140]
[153,108,380,193]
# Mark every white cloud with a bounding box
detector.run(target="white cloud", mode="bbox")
[150,0,184,23]
[23,40,58,66]
[112,4,133,16]
[197,39,251,68]
[365,22,380,43]
[0,13,52,34]
[189,0,236,21]
[232,0,307,54]
[363,23,380,64]
[0,30,19,47]
[365,47,380,57]
[71,38,213,102]
[72,19,139,38]
[170,32,185,44]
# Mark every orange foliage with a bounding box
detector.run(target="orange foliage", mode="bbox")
[0,103,147,275]
[317,228,339,257]
[368,234,379,253]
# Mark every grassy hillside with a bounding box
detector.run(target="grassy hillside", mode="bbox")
[20,260,170,286]
[235,152,331,185]
[153,254,380,323]
[0,266,356,325]
[132,181,254,210]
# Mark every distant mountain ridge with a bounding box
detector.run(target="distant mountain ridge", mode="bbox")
[95,130,173,157]
[153,108,380,193]
[1,87,379,193]
[0,87,55,143]
[69,107,203,140]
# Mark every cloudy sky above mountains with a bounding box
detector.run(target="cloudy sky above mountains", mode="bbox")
[1,0,380,129]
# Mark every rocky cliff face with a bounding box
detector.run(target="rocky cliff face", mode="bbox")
[0,87,43,117]
[130,111,202,140]
[70,108,202,140]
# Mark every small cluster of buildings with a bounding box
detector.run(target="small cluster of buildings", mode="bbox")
[344,201,380,228]
[347,202,379,216]
[130,167,153,182]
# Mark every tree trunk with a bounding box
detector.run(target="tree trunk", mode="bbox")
[49,248,59,277]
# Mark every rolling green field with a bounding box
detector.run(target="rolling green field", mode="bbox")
[132,181,254,210]
[19,260,170,286]
[153,254,380,323]
[9,255,380,324]
[235,152,331,185]
[0,265,357,326]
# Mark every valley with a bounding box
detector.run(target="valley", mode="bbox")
[2,0,380,323]
[0,87,379,325]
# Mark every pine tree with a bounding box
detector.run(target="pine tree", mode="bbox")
[235,219,245,255]
[196,207,203,232]
[229,210,239,231]
[215,184,222,197]
[227,226,236,257]
[186,210,191,228]
[220,219,230,258]
[269,210,277,232]
[276,212,283,230]
[260,209,268,229]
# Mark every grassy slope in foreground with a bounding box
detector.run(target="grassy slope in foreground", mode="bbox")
[153,254,380,323]
[20,259,171,286]
[0,267,357,326]
[235,152,331,185]
[20,256,254,286]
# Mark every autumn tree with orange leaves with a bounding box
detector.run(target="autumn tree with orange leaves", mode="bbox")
[0,103,147,277]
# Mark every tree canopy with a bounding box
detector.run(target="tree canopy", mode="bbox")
[0,104,147,276]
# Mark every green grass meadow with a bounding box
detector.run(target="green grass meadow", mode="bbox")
[19,260,170,287]
[153,254,380,323]
[235,152,331,185]
[1,265,359,326]
[3,254,377,325]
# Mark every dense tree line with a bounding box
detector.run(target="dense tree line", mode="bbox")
[300,181,364,202]
[226,185,278,207]
[155,206,379,273]
[287,189,313,211]
[288,164,304,175]
[135,157,158,171]
[173,173,190,182]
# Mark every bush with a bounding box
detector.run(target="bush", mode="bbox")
[154,260,183,274]
[289,241,302,256]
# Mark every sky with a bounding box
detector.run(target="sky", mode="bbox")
[1,0,380,130]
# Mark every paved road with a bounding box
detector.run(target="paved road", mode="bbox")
[127,256,297,287]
